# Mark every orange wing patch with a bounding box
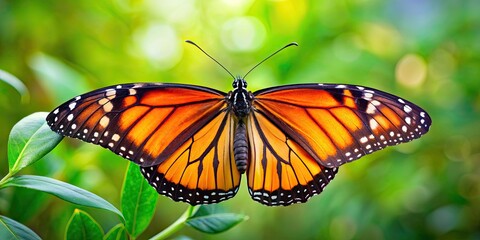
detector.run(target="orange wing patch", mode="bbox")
[246,112,337,206]
[140,111,241,205]
[253,84,431,168]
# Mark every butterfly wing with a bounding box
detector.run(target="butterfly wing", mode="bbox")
[246,112,338,206]
[252,83,432,168]
[46,83,228,167]
[47,83,241,204]
[140,110,241,204]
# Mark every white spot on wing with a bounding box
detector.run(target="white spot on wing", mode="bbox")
[404,105,412,113]
[364,92,373,99]
[366,103,376,114]
[405,117,412,125]
[99,116,110,128]
[112,134,120,141]
[103,102,113,112]
[98,98,108,105]
[69,102,77,110]
[105,89,116,98]
[369,119,379,130]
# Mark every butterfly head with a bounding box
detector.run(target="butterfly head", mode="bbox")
[230,77,251,118]
[232,76,247,90]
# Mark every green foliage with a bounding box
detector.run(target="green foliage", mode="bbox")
[0,69,29,103]
[186,205,248,234]
[121,162,157,237]
[104,224,128,240]
[65,210,104,240]
[2,175,123,219]
[0,215,41,240]
[7,112,62,174]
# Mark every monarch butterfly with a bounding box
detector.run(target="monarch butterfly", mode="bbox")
[46,41,431,206]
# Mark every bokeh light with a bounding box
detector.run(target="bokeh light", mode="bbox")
[221,16,266,52]
[395,54,427,88]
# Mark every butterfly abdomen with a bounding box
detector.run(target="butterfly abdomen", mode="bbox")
[234,121,248,174]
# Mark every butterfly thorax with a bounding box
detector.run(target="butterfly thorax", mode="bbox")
[230,77,252,118]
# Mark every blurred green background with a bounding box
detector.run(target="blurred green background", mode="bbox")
[1,0,479,239]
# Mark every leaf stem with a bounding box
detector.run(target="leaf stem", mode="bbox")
[149,205,200,240]
[0,172,14,188]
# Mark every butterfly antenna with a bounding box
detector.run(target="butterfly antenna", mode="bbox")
[243,42,298,79]
[185,40,235,80]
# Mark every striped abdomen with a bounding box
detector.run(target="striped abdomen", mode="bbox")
[234,121,248,174]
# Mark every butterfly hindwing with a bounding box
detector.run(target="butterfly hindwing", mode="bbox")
[246,111,338,206]
[140,111,241,205]
[253,84,432,168]
[46,83,228,167]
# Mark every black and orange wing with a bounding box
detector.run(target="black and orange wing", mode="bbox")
[47,83,242,204]
[140,111,241,204]
[46,83,228,167]
[252,83,432,168]
[246,111,338,206]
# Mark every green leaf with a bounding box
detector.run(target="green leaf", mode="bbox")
[65,209,104,240]
[2,175,124,220]
[121,162,157,237]
[7,112,63,174]
[104,224,128,240]
[29,53,89,103]
[186,205,247,234]
[0,69,30,103]
[0,215,41,240]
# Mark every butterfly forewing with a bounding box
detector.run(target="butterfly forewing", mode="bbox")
[46,83,228,167]
[246,111,338,206]
[253,84,432,168]
[140,110,241,205]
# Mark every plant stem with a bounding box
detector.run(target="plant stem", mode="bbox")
[149,205,200,240]
[0,172,14,188]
